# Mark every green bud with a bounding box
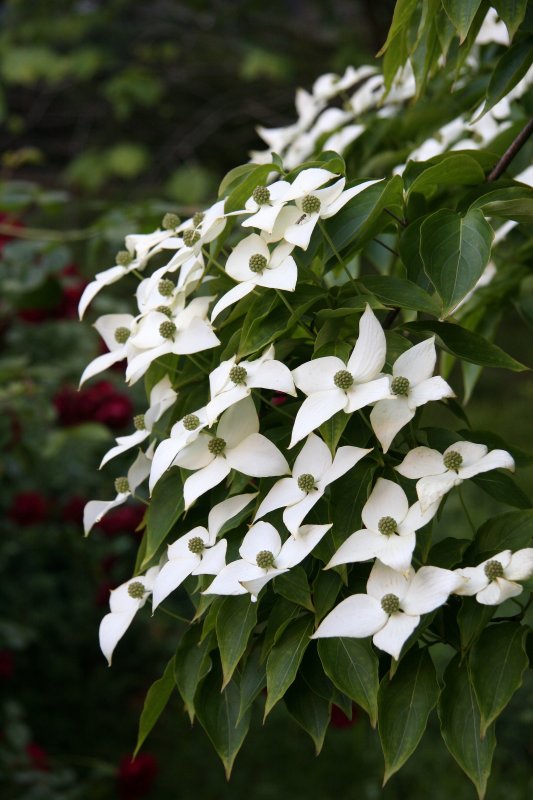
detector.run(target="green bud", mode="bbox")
[301,195,321,215]
[484,559,504,581]
[252,186,270,205]
[162,212,181,230]
[182,414,200,431]
[159,320,177,340]
[256,549,275,569]
[443,450,463,472]
[114,326,130,344]
[381,593,400,614]
[229,365,247,385]
[128,581,145,599]
[297,473,316,492]
[183,229,200,248]
[192,211,205,227]
[208,436,226,456]
[158,278,175,297]
[391,376,410,396]
[115,250,133,267]
[378,516,397,536]
[249,253,268,274]
[156,305,172,317]
[133,414,146,431]
[114,476,130,494]
[188,536,205,554]
[334,370,354,390]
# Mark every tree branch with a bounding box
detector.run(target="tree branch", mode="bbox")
[487,117,533,182]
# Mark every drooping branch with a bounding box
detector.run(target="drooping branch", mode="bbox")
[487,118,533,182]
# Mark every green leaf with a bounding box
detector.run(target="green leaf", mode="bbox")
[403,320,528,371]
[313,570,342,621]
[134,657,175,757]
[174,627,213,723]
[195,662,251,779]
[442,0,483,42]
[458,598,496,651]
[273,567,315,612]
[478,39,533,118]
[318,638,379,726]
[420,209,494,317]
[470,622,529,738]
[472,470,532,509]
[470,186,533,223]
[467,510,533,562]
[329,462,376,553]
[265,615,314,717]
[438,655,496,799]
[237,291,288,358]
[492,0,528,39]
[216,596,258,689]
[142,468,184,568]
[223,163,282,212]
[378,648,440,784]
[378,0,418,55]
[406,154,485,198]
[360,275,440,315]
[285,676,331,755]
[237,648,266,723]
[430,537,470,568]
[260,598,301,661]
[319,409,350,454]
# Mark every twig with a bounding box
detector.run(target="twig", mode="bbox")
[0,223,99,242]
[373,238,400,257]
[384,207,407,227]
[487,118,533,182]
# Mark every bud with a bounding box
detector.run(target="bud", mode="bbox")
[162,213,181,230]
[334,370,354,390]
[115,250,133,267]
[114,477,130,494]
[159,321,177,340]
[252,186,270,205]
[443,451,463,471]
[192,211,205,227]
[256,550,275,569]
[133,414,146,431]
[381,593,400,614]
[249,253,267,274]
[297,473,316,492]
[114,326,130,344]
[158,279,175,297]
[301,195,321,215]
[128,581,145,599]
[229,365,247,385]
[484,560,504,581]
[182,414,200,431]
[391,376,410,396]
[378,516,397,536]
[188,536,205,554]
[208,436,226,456]
[183,229,200,248]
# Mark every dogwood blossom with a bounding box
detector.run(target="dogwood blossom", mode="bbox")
[396,441,515,511]
[370,338,454,452]
[151,493,257,611]
[255,433,370,534]
[211,235,297,321]
[79,313,138,386]
[100,376,177,468]
[455,549,533,605]
[99,566,160,665]
[290,304,390,446]
[170,397,289,509]
[83,447,151,536]
[326,478,439,573]
[149,406,210,493]
[205,344,296,423]
[204,521,332,601]
[312,560,462,659]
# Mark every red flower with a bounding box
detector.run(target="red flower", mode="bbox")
[8,491,50,526]
[62,496,86,525]
[330,703,360,729]
[98,505,145,537]
[117,753,158,800]
[26,742,49,771]
[54,381,133,429]
[95,580,115,608]
[0,650,14,680]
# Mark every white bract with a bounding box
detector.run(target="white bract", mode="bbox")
[396,441,515,511]
[99,566,160,665]
[170,397,289,509]
[151,493,257,611]
[455,549,533,605]
[290,304,390,446]
[79,313,138,386]
[211,234,297,321]
[255,433,370,534]
[327,478,439,572]
[312,560,462,659]
[204,521,332,601]
[205,344,296,424]
[370,338,455,452]
[100,376,177,468]
[149,406,210,494]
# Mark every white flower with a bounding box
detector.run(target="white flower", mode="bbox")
[99,566,160,665]
[100,376,177,468]
[370,338,455,453]
[326,478,438,573]
[204,521,332,601]
[160,200,228,260]
[396,441,515,511]
[151,493,257,610]
[172,397,289,510]
[135,254,204,316]
[210,234,297,321]
[312,560,462,659]
[205,344,296,424]
[79,313,138,386]
[83,447,151,536]
[149,406,210,494]
[454,549,533,605]
[312,65,377,103]
[255,433,370,534]
[290,304,390,447]
[125,297,220,384]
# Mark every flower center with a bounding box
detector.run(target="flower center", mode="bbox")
[188,536,205,554]
[182,414,200,431]
[127,581,145,599]
[443,450,463,472]
[183,229,200,247]
[133,414,146,431]
[252,186,270,205]
[192,211,205,227]
[297,473,316,492]
[484,560,504,581]
[229,365,247,385]
[114,326,130,344]
[208,436,226,456]
[159,320,177,340]
[249,253,268,274]
[158,279,175,297]
[378,516,397,536]
[162,212,180,230]
[256,550,275,569]
[156,305,172,317]
[334,370,354,390]
[115,250,132,267]
[114,477,130,494]
[391,376,410,396]
[301,195,321,215]
[381,593,400,615]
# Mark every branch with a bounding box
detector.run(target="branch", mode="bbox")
[487,117,533,182]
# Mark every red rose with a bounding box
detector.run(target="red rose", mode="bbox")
[54,382,133,429]
[8,491,50,526]
[98,505,145,537]
[117,753,158,800]
[62,496,86,525]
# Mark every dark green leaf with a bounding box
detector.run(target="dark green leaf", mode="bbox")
[470,186,533,223]
[216,596,258,689]
[223,163,282,212]
[237,648,266,723]
[470,622,529,737]
[265,615,314,716]
[174,627,213,723]
[429,537,470,568]
[420,209,493,317]
[313,570,342,621]
[329,462,376,553]
[273,567,315,612]
[285,676,331,755]
[492,0,528,39]
[439,655,496,799]
[406,154,485,197]
[477,39,533,118]
[318,638,379,726]
[238,291,289,358]
[442,0,483,41]
[472,470,532,509]
[458,598,496,651]
[360,275,440,315]
[378,0,418,55]
[260,597,302,661]
[134,657,175,757]
[378,648,440,783]
[319,409,350,454]
[467,510,533,562]
[142,468,184,568]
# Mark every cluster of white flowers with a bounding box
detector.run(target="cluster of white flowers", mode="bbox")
[79,11,533,666]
